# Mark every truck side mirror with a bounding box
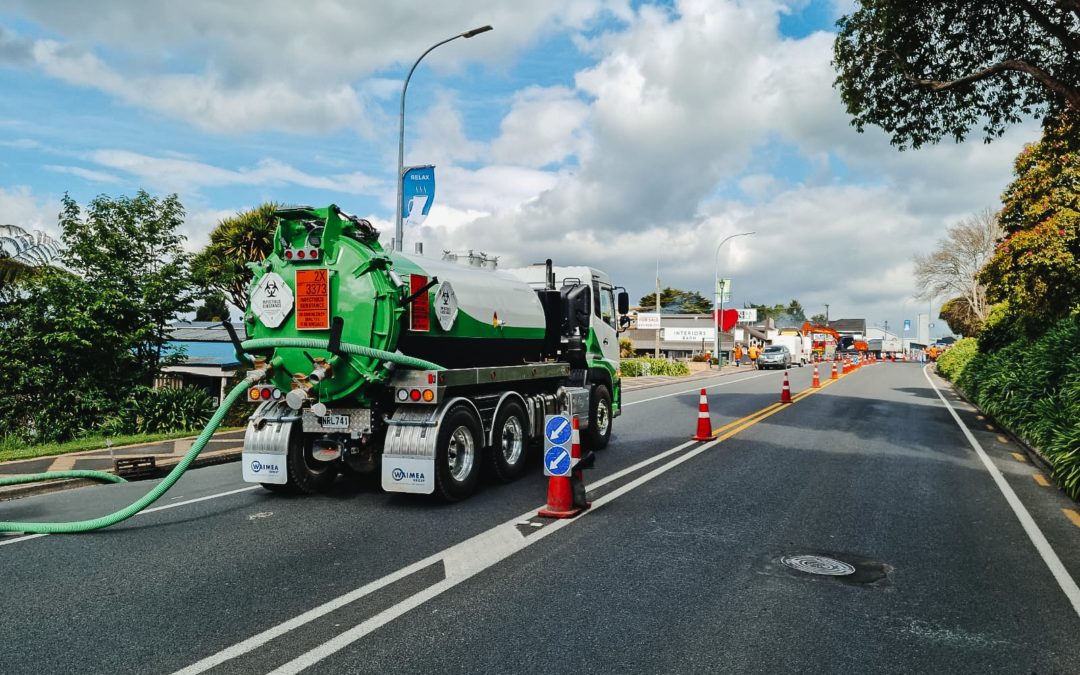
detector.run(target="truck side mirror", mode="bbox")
[617,291,629,315]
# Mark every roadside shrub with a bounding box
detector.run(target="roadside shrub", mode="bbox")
[621,358,690,377]
[936,337,978,381]
[103,385,215,435]
[955,314,1080,498]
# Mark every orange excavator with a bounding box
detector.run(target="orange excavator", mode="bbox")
[800,321,869,358]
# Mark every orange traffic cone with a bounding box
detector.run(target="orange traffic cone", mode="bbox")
[780,371,793,403]
[831,362,838,380]
[538,417,590,518]
[812,364,821,388]
[691,388,715,441]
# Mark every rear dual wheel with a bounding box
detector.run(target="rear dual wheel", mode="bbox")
[261,424,338,494]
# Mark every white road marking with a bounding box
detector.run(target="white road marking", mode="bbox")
[0,485,260,546]
[178,436,716,675]
[924,366,1080,618]
[622,372,771,407]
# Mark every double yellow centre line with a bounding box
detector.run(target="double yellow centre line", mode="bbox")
[706,372,843,442]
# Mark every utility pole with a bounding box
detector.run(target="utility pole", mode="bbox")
[824,304,830,324]
[654,258,661,359]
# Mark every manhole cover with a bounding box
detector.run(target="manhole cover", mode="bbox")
[780,554,855,576]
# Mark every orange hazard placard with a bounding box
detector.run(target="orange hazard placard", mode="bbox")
[295,268,330,330]
[409,274,430,332]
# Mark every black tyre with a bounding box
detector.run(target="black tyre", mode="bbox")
[434,405,483,501]
[487,400,530,483]
[263,425,338,494]
[582,384,612,450]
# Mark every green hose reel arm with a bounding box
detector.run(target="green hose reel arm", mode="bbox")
[0,338,443,535]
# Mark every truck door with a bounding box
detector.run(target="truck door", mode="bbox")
[592,280,619,363]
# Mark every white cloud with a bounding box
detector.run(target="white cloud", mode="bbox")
[84,150,384,197]
[0,186,60,237]
[4,1,628,134]
[491,86,591,167]
[45,165,122,184]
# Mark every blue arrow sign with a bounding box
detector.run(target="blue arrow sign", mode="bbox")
[545,445,572,477]
[545,415,572,446]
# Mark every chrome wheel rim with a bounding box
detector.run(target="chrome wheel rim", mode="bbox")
[596,399,610,436]
[501,416,524,465]
[447,425,475,482]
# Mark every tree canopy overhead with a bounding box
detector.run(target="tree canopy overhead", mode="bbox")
[833,0,1080,149]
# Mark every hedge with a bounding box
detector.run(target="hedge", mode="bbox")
[942,315,1080,499]
[621,358,691,377]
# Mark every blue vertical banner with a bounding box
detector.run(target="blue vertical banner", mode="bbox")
[402,165,435,228]
[903,319,911,332]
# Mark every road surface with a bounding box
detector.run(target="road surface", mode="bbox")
[2,363,1078,674]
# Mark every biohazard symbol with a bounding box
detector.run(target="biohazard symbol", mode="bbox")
[265,280,278,298]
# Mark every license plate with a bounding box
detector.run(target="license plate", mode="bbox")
[318,414,350,429]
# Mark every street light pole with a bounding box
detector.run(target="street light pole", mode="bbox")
[713,231,755,367]
[395,25,493,252]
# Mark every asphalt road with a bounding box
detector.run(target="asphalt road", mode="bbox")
[2,364,1079,674]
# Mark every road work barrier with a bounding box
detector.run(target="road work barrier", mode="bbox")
[0,338,445,535]
[691,389,716,441]
[538,417,591,518]
[780,371,793,403]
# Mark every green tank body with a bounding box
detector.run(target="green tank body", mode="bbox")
[244,205,548,404]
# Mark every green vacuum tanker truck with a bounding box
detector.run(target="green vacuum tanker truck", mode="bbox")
[237,205,629,500]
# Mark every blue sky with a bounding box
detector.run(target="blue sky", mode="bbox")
[0,0,1035,337]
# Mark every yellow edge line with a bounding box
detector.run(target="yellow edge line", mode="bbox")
[1064,509,1080,529]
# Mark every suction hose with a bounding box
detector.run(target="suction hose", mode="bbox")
[0,338,443,534]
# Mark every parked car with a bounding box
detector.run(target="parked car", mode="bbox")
[756,345,791,370]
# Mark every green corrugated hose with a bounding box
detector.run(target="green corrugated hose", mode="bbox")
[0,338,444,534]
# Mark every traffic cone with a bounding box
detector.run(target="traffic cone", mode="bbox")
[691,389,715,441]
[812,364,820,388]
[780,371,793,403]
[539,418,589,518]
[831,362,838,380]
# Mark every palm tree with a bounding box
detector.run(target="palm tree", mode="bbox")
[0,224,61,289]
[191,203,279,311]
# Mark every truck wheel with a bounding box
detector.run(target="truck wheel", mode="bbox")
[435,405,483,501]
[487,401,530,483]
[583,384,612,450]
[288,431,338,494]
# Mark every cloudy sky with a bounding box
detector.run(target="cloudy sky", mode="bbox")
[0,0,1037,337]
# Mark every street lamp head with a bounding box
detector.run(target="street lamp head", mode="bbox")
[462,25,493,38]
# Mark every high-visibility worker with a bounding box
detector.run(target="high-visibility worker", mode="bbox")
[748,344,760,361]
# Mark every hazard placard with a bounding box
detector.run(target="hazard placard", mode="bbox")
[295,268,330,330]
[409,274,430,332]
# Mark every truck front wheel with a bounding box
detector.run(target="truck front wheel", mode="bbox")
[487,400,530,483]
[435,405,483,501]
[583,384,612,450]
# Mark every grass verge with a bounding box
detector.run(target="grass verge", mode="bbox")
[0,427,244,463]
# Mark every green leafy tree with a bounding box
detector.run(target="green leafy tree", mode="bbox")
[809,313,828,324]
[638,287,712,314]
[833,1,1080,149]
[195,292,231,322]
[746,300,806,325]
[192,203,279,312]
[939,297,982,337]
[0,192,195,442]
[979,111,1080,332]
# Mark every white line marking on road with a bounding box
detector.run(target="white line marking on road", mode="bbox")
[0,485,260,547]
[0,533,48,547]
[924,366,1080,618]
[178,435,719,674]
[623,372,771,407]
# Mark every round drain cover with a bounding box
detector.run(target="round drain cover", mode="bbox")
[780,554,855,576]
